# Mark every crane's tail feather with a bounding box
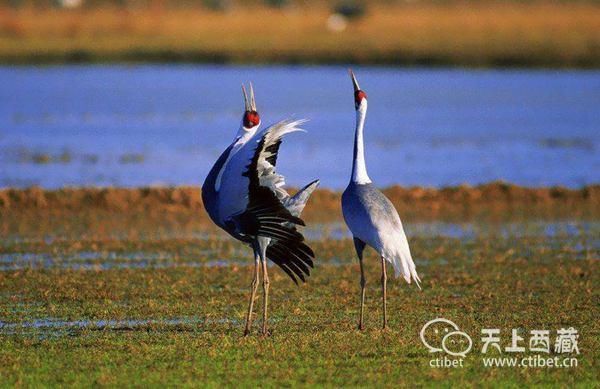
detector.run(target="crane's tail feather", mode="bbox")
[386,239,421,289]
[285,179,320,217]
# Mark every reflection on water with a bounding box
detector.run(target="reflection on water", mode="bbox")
[1,66,598,188]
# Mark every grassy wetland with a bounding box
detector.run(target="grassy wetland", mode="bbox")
[0,2,599,67]
[0,184,598,386]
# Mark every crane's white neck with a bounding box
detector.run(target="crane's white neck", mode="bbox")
[215,124,259,191]
[234,122,259,142]
[351,101,371,184]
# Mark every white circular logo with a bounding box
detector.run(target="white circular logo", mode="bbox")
[420,318,472,357]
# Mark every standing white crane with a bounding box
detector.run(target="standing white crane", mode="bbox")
[202,83,319,336]
[341,70,421,330]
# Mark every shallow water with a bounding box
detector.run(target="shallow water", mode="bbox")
[307,220,600,241]
[1,65,599,189]
[0,221,596,271]
[0,317,206,330]
[0,317,239,337]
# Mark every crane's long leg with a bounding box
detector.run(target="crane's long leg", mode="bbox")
[358,257,366,330]
[257,237,270,336]
[261,258,270,336]
[243,247,260,336]
[381,256,388,329]
[353,237,366,330]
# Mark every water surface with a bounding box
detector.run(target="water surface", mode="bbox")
[1,65,598,188]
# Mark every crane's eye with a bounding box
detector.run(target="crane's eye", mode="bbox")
[354,90,367,108]
[243,111,260,128]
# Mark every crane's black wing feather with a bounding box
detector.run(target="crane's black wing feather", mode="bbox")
[229,122,315,283]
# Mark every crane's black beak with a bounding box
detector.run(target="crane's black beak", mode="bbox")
[349,69,360,92]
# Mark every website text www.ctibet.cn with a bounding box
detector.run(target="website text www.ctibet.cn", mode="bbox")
[481,355,578,368]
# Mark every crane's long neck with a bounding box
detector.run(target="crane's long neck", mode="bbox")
[351,104,371,184]
[214,124,258,192]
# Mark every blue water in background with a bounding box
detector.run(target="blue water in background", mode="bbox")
[1,65,598,189]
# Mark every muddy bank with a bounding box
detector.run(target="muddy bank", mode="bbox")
[1,183,598,222]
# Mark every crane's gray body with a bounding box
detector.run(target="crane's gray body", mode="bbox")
[341,71,420,287]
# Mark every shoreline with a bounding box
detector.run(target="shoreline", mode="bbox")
[2,183,598,222]
[1,51,599,69]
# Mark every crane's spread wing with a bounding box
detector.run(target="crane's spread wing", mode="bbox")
[225,119,315,283]
[217,120,303,222]
[266,239,314,284]
[254,119,307,201]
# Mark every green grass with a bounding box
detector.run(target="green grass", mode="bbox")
[0,220,597,386]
